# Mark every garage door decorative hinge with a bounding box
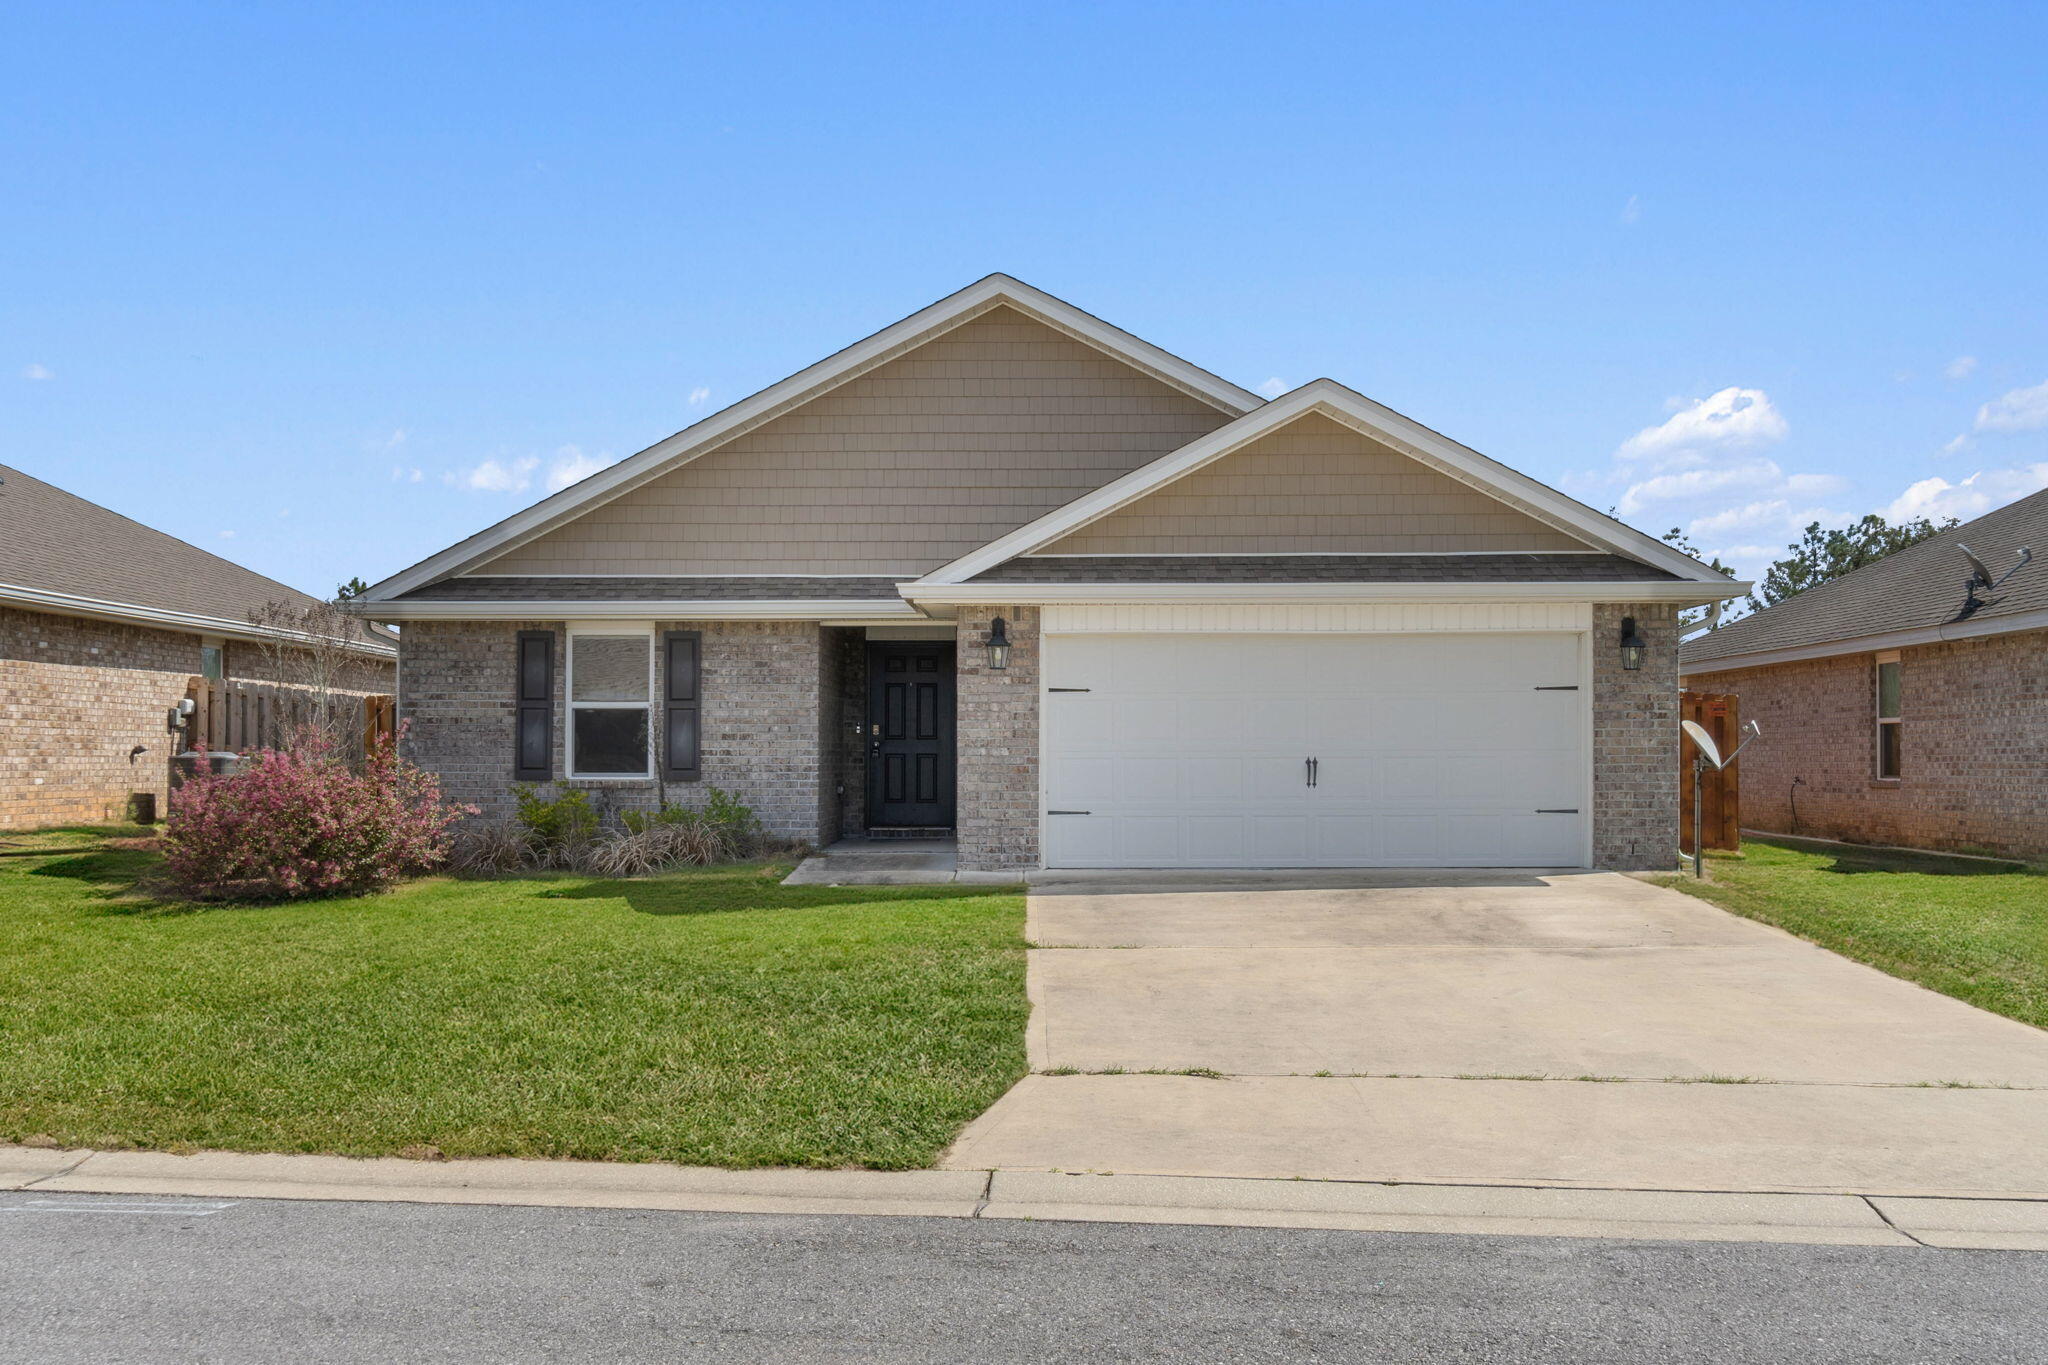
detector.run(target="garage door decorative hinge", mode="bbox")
[1047,687,1091,693]
[1535,808,1580,814]
[1046,810,1092,815]
[1532,685,1579,691]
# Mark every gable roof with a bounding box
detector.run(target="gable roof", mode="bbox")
[0,463,395,653]
[914,379,1739,588]
[1681,486,2048,672]
[359,275,1262,603]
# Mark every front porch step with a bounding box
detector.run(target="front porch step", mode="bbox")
[783,837,1020,887]
[864,826,955,840]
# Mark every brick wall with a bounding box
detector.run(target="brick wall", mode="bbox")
[1592,602,1681,869]
[1685,628,2047,861]
[399,618,834,842]
[1,607,393,829]
[955,605,1040,871]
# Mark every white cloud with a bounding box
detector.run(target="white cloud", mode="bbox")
[1941,434,1971,456]
[21,363,52,381]
[1256,377,1288,399]
[1974,379,2048,434]
[1943,355,1978,381]
[543,445,614,493]
[1620,195,1641,225]
[217,530,235,539]
[389,465,424,482]
[688,386,712,408]
[1618,459,1791,514]
[1884,463,2048,524]
[1616,387,1788,464]
[447,456,539,493]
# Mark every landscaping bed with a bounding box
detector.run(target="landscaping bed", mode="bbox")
[0,828,1027,1169]
[1656,835,2047,1031]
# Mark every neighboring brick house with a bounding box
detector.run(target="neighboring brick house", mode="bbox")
[1680,488,2048,862]
[352,275,1739,872]
[0,464,396,828]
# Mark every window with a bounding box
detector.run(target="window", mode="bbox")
[200,639,224,681]
[567,628,653,778]
[1875,652,1902,779]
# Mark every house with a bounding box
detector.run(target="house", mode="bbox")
[1680,488,2047,862]
[353,276,1741,872]
[0,464,397,828]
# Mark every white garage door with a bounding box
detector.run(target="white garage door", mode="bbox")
[1042,632,1588,868]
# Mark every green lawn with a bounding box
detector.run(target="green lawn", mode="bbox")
[1655,835,2048,1031]
[0,827,1027,1169]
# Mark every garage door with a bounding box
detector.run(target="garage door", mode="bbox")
[1042,633,1587,868]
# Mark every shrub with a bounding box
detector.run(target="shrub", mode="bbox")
[446,820,533,877]
[514,787,598,868]
[162,732,471,901]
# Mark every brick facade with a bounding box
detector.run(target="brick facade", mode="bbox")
[1685,628,2047,861]
[1,606,393,829]
[1592,602,1681,870]
[954,605,1041,872]
[399,619,840,842]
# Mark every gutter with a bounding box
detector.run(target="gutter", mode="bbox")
[2,583,398,657]
[344,598,924,623]
[1680,605,2048,676]
[900,580,1749,609]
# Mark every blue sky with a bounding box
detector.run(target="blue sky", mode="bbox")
[6,2,2046,595]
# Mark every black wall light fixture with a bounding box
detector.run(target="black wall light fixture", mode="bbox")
[1618,615,1646,671]
[985,615,1011,670]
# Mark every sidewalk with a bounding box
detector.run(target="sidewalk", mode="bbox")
[7,1145,2044,1250]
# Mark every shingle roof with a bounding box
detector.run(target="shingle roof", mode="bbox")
[967,553,1679,584]
[1680,487,2048,668]
[0,462,394,651]
[396,576,904,602]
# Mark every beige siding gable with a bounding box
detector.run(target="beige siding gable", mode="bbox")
[474,307,1234,578]
[1037,411,1593,556]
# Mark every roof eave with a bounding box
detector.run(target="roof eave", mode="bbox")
[1680,605,2048,674]
[347,598,926,623]
[901,580,1747,607]
[4,583,397,657]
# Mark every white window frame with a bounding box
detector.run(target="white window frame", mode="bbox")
[565,622,655,780]
[1874,650,1902,780]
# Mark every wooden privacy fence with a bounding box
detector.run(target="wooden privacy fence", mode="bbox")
[184,677,395,760]
[1679,690,1741,854]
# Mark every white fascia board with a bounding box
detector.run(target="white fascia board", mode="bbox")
[359,275,1260,604]
[1679,606,2048,676]
[899,580,1748,608]
[353,599,922,623]
[3,583,398,656]
[917,380,1728,587]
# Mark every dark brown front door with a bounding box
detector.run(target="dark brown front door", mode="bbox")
[866,641,955,828]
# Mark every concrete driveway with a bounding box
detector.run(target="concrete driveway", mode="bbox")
[943,871,2048,1197]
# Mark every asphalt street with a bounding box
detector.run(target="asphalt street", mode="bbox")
[3,1193,2042,1363]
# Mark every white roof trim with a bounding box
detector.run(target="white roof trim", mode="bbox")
[3,583,397,656]
[350,598,922,623]
[900,580,1747,608]
[1680,606,2048,675]
[359,275,1261,604]
[915,380,1729,587]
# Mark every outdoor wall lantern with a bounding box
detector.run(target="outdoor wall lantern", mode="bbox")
[985,615,1011,670]
[1618,615,1647,672]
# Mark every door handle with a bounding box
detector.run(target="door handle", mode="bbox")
[1304,757,1319,788]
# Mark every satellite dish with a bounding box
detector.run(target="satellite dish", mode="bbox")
[1959,542,1996,589]
[1959,542,2035,610]
[1681,720,1723,769]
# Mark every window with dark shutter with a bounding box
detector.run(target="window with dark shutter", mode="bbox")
[514,630,554,781]
[663,630,701,782]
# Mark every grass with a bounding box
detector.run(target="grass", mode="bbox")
[1654,834,2048,1032]
[0,826,1028,1170]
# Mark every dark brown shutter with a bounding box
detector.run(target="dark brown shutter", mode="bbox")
[663,630,701,782]
[514,630,553,781]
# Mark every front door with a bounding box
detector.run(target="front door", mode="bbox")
[866,642,956,828]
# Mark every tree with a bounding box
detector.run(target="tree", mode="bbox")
[246,598,379,760]
[335,576,370,602]
[1748,514,1954,612]
[1660,528,1741,636]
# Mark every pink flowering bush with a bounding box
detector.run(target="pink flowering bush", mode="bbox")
[163,727,474,901]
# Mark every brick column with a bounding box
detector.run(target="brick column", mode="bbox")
[955,605,1040,872]
[1592,602,1681,869]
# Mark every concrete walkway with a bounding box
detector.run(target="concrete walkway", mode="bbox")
[942,869,2048,1200]
[8,1145,2046,1249]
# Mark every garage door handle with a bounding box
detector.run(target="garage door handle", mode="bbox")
[1304,757,1319,788]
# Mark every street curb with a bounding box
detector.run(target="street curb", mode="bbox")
[7,1145,2043,1249]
